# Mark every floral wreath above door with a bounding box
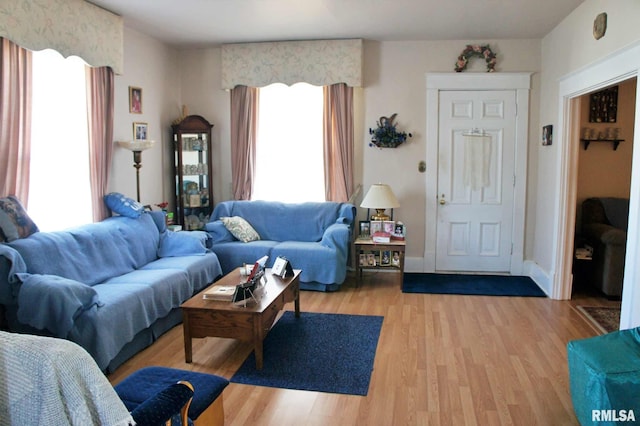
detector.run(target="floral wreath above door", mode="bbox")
[454,44,497,72]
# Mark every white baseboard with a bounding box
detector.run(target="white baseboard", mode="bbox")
[523,260,552,297]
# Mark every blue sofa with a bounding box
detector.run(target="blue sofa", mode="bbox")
[0,211,222,372]
[205,200,356,291]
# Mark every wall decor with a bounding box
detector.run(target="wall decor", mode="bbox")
[589,86,618,123]
[129,86,142,114]
[593,12,607,40]
[369,113,412,148]
[133,122,148,140]
[542,125,553,146]
[454,44,497,73]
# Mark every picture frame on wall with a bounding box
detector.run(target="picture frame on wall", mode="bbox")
[133,122,148,141]
[542,124,553,146]
[129,86,142,114]
[589,85,618,123]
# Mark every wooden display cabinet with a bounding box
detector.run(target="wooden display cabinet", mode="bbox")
[172,115,214,230]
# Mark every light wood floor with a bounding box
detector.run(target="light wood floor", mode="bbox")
[108,271,617,425]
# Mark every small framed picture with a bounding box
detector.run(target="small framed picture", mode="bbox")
[542,124,553,146]
[381,250,391,266]
[370,220,383,234]
[383,220,395,234]
[129,86,142,114]
[359,220,370,238]
[133,122,148,141]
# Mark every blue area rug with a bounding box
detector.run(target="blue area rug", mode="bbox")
[231,311,384,395]
[402,273,546,297]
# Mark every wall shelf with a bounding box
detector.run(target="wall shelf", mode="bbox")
[581,139,625,151]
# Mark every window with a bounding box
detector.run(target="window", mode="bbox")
[252,83,325,203]
[28,49,92,231]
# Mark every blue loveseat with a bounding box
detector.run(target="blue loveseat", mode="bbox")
[0,211,222,372]
[205,200,356,291]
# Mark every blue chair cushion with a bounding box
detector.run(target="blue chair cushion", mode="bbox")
[567,327,640,425]
[114,366,229,420]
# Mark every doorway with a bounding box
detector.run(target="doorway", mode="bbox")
[424,72,531,274]
[572,79,636,301]
[554,41,640,329]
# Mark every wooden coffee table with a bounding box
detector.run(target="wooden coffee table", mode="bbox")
[181,267,301,369]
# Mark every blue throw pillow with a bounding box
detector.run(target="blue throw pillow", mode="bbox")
[104,192,144,218]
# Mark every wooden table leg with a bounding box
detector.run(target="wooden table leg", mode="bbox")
[183,314,193,363]
[254,338,264,370]
[294,290,300,318]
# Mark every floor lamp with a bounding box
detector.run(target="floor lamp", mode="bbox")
[117,140,155,202]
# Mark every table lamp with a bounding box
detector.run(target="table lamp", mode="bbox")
[117,140,155,202]
[361,183,400,221]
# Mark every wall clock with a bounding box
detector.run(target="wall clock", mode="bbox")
[593,12,607,40]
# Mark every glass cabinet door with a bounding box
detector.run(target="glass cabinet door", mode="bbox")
[172,116,213,230]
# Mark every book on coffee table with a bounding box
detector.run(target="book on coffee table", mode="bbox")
[202,284,236,301]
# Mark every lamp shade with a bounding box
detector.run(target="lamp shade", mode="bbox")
[361,184,400,209]
[117,140,155,152]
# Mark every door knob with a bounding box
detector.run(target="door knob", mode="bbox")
[439,194,446,205]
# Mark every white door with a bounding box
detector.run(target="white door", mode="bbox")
[436,90,517,272]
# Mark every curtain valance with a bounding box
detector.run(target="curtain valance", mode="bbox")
[222,39,362,89]
[0,0,123,74]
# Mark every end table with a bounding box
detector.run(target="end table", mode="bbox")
[355,238,405,286]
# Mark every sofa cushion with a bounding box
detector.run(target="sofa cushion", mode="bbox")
[271,241,347,285]
[220,216,260,242]
[74,268,194,370]
[208,240,278,274]
[140,253,222,295]
[0,196,39,242]
[104,192,145,218]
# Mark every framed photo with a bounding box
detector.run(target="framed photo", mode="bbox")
[383,220,395,234]
[129,86,142,114]
[359,220,370,238]
[381,250,391,266]
[133,122,148,141]
[392,251,401,266]
[589,85,617,123]
[542,124,553,146]
[370,220,383,234]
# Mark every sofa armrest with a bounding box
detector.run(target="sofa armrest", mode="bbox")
[584,223,627,245]
[321,223,351,250]
[204,220,235,243]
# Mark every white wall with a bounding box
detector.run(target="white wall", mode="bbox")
[110,27,181,208]
[537,0,640,273]
[538,0,640,326]
[177,39,542,264]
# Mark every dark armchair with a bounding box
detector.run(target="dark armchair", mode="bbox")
[581,197,629,297]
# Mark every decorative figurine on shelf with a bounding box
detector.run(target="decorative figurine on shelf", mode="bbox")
[369,113,412,148]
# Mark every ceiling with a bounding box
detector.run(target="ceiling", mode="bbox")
[89,0,585,48]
